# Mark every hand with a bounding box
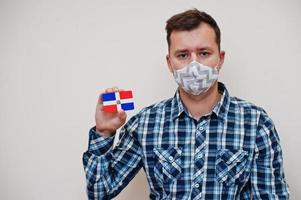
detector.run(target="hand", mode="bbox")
[95,87,127,137]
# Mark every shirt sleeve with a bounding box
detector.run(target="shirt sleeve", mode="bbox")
[251,109,290,199]
[82,116,143,200]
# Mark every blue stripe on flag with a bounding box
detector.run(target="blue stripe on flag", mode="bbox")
[121,102,134,110]
[102,92,116,101]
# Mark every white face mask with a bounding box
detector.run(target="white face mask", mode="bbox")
[173,60,219,95]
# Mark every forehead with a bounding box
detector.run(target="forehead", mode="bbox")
[169,23,217,52]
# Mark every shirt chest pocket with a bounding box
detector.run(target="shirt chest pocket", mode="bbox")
[153,147,183,183]
[215,148,249,186]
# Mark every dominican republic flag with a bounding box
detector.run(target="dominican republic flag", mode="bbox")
[102,90,134,112]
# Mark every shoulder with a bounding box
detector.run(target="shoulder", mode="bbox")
[229,96,274,129]
[229,96,266,115]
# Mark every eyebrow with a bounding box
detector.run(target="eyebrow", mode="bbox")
[174,49,189,54]
[174,47,213,55]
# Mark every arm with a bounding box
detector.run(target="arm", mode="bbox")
[251,110,290,199]
[82,117,143,200]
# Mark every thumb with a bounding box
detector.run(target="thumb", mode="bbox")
[118,110,127,121]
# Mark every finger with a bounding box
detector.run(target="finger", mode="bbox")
[105,88,114,93]
[105,87,123,93]
[113,86,120,92]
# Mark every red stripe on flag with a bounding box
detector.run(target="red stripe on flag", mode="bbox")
[119,90,133,99]
[103,105,118,113]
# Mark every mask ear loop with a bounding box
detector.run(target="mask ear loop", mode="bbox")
[215,59,221,72]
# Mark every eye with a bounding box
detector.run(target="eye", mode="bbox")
[176,53,188,60]
[199,51,210,57]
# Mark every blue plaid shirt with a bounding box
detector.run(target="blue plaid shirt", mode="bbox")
[83,82,289,200]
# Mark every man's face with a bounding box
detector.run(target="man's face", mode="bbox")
[166,23,225,72]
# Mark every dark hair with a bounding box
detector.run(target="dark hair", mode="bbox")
[165,8,221,51]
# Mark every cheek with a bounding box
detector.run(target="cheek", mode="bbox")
[202,56,220,67]
[169,58,187,70]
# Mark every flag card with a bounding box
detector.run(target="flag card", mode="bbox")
[102,90,134,112]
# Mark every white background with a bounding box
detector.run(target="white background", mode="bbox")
[0,0,300,199]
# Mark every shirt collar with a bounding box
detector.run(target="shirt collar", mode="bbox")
[171,82,231,122]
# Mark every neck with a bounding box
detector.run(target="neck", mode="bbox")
[179,82,221,121]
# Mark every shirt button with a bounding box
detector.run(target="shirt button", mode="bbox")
[194,183,200,188]
[199,127,204,131]
[168,156,174,161]
[197,154,202,159]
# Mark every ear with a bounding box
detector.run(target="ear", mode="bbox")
[166,54,174,73]
[217,50,225,70]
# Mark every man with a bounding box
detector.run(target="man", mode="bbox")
[83,9,290,199]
